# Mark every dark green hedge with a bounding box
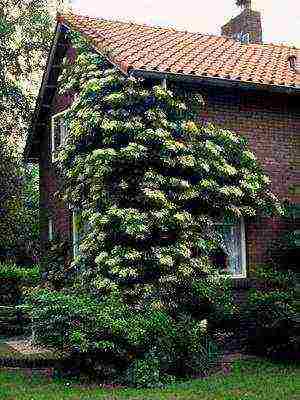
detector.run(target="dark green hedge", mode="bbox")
[0,263,41,285]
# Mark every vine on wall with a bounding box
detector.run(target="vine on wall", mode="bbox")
[56,32,283,302]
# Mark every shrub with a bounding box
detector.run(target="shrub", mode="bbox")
[0,263,41,285]
[244,264,298,359]
[40,235,72,290]
[266,231,300,272]
[22,288,221,385]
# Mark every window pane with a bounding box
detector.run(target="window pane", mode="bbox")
[60,120,68,145]
[216,222,243,276]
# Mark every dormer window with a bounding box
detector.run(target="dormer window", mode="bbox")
[289,56,296,69]
[288,53,300,73]
[51,109,69,162]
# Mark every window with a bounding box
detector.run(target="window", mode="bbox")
[72,210,81,258]
[72,210,90,258]
[51,109,69,162]
[233,31,250,44]
[48,218,53,241]
[288,54,300,73]
[214,217,246,278]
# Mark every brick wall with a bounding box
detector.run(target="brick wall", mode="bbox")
[39,47,77,254]
[199,85,300,272]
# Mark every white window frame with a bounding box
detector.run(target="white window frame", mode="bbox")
[48,218,53,241]
[72,210,80,258]
[51,109,70,163]
[214,217,247,279]
[237,218,247,278]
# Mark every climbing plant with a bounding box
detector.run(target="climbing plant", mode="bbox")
[56,34,283,301]
[27,32,284,385]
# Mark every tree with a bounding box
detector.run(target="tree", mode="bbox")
[0,1,67,262]
[23,32,284,384]
[18,163,40,263]
[0,135,24,257]
[0,0,54,138]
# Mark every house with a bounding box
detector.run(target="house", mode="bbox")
[24,4,300,286]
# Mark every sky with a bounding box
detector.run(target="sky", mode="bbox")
[71,0,299,47]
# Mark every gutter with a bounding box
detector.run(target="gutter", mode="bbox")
[24,21,67,162]
[129,68,300,95]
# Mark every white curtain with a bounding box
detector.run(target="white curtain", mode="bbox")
[219,223,242,276]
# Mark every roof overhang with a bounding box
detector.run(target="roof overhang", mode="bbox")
[129,68,300,95]
[24,22,70,163]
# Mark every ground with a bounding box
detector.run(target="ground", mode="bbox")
[0,358,298,400]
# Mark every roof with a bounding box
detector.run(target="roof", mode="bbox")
[62,12,300,90]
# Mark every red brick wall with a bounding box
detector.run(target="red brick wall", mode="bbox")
[199,86,299,272]
[39,46,77,249]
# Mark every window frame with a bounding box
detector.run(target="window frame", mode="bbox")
[214,217,247,279]
[51,109,70,163]
[72,209,80,259]
[48,217,53,241]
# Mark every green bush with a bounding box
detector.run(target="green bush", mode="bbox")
[40,235,72,290]
[0,263,41,285]
[22,289,221,385]
[244,264,298,359]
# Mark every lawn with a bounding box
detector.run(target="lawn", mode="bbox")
[0,358,298,400]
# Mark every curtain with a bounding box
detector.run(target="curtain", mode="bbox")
[218,223,242,276]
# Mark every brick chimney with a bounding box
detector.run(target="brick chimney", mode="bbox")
[221,4,263,44]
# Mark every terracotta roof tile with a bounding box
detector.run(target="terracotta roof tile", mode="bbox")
[63,12,300,89]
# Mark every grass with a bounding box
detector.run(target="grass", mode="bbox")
[0,358,299,400]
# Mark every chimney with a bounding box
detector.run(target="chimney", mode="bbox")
[221,1,263,44]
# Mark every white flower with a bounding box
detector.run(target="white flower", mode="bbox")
[199,319,208,332]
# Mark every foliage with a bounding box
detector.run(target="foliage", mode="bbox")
[17,163,40,263]
[0,0,63,261]
[0,135,24,253]
[243,264,298,359]
[0,0,55,138]
[0,263,41,285]
[22,288,221,385]
[56,38,282,303]
[40,235,72,289]
[0,135,39,263]
[266,230,300,272]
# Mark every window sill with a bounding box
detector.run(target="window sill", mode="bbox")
[230,277,252,289]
